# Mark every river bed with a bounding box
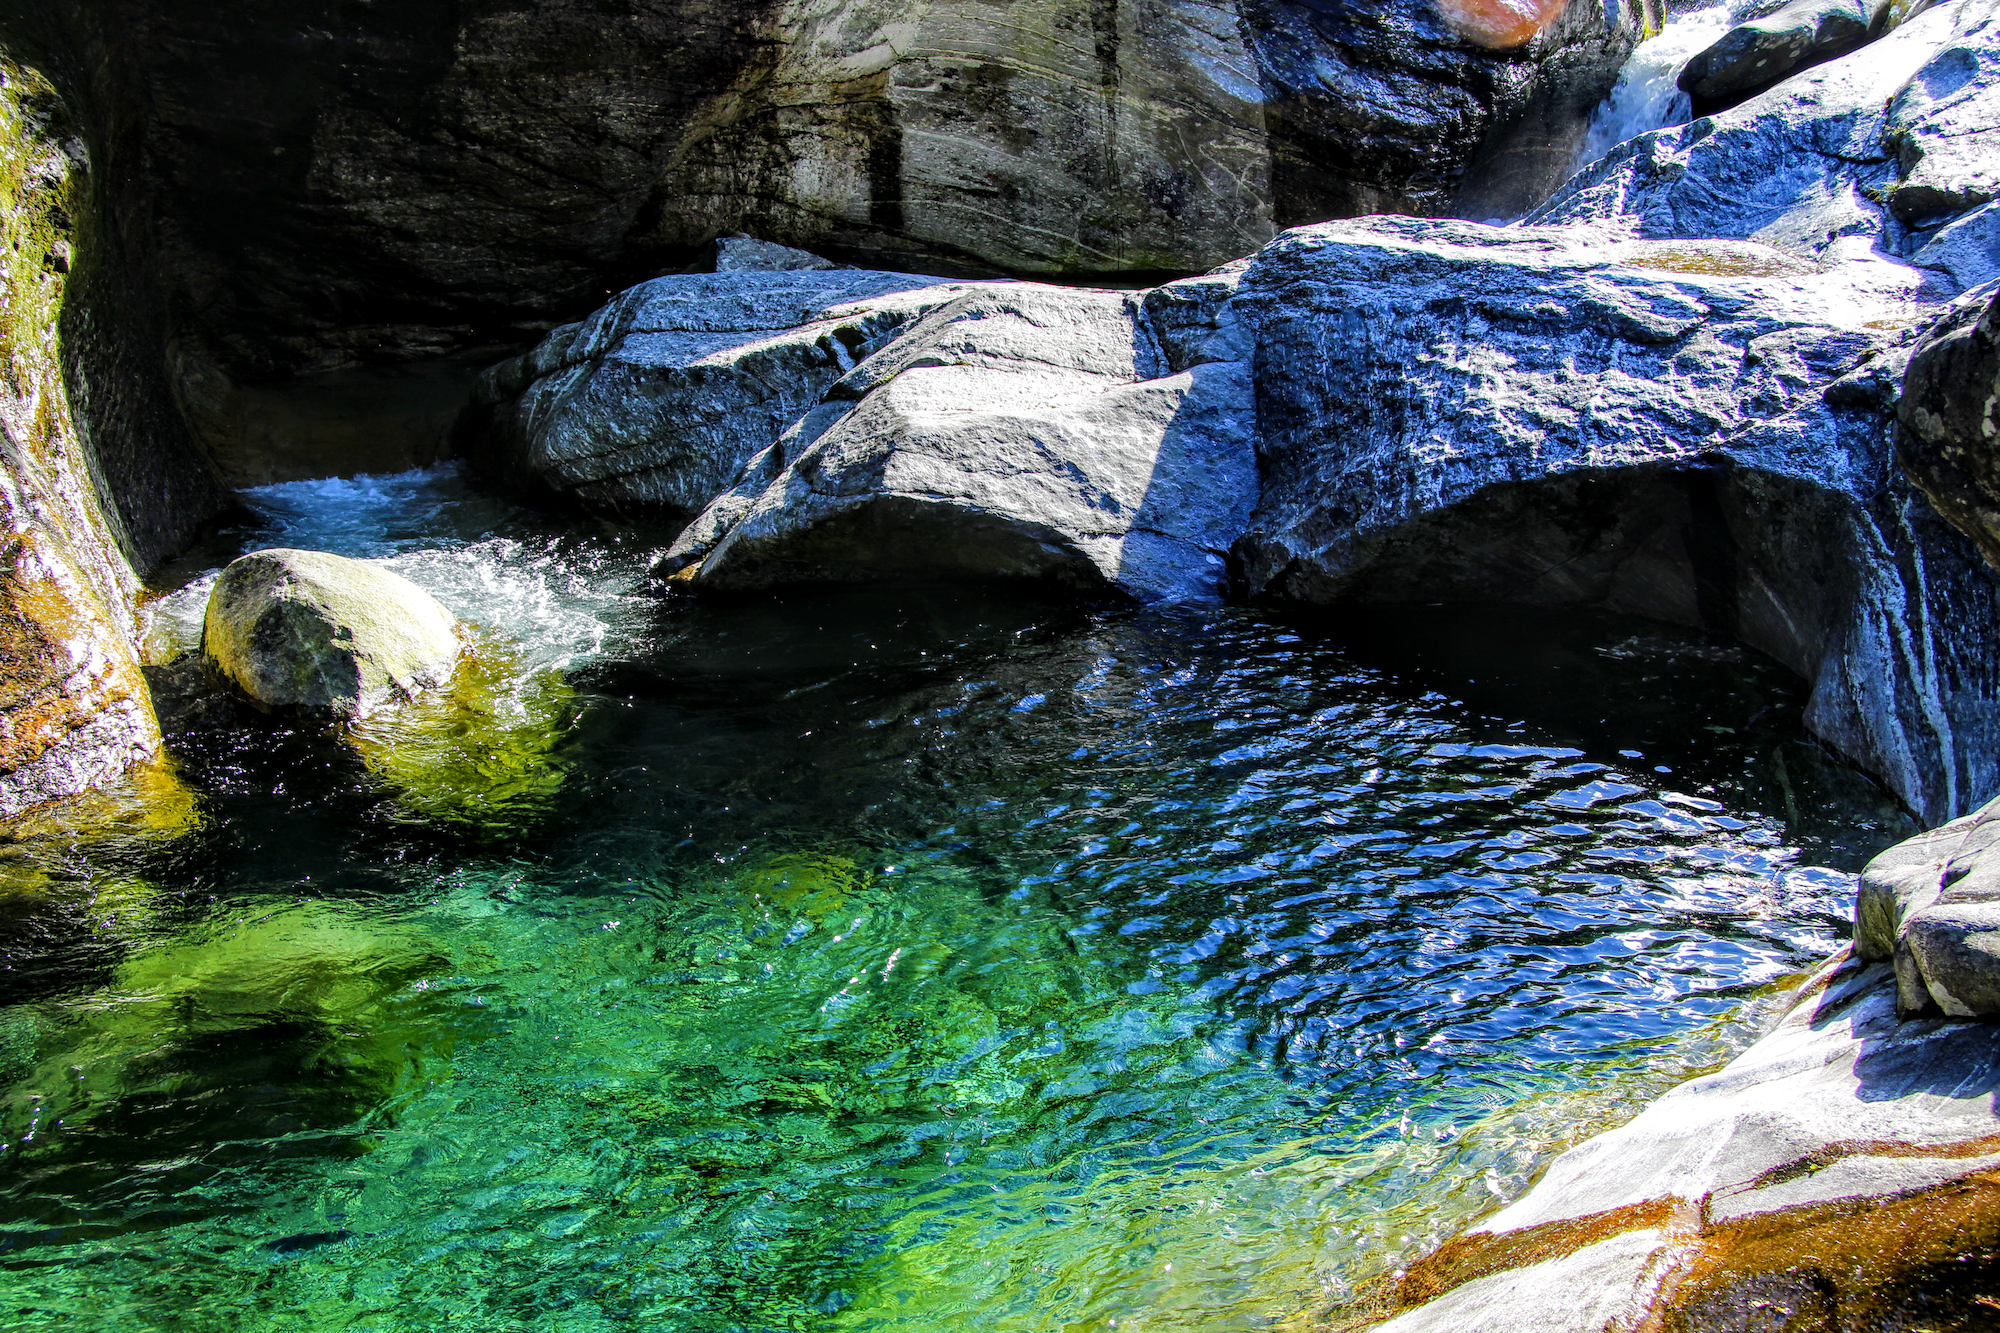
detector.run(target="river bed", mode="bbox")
[0,466,1910,1332]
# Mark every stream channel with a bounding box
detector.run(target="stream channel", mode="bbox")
[0,466,1913,1331]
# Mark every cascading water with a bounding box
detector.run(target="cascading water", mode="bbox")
[0,467,1911,1331]
[1572,1,1745,172]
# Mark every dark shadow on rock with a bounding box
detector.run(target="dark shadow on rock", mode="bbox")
[1244,450,2000,826]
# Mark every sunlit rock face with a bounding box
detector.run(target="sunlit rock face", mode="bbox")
[1433,0,1573,49]
[473,0,2000,822]
[1378,951,2000,1332]
[1232,0,2000,825]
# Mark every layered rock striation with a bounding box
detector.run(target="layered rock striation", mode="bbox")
[0,0,1645,391]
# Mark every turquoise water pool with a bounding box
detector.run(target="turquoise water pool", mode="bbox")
[0,468,1907,1332]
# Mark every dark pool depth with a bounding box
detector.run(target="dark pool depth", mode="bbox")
[0,468,1910,1332]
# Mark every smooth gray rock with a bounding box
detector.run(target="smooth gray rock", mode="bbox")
[1897,286,2000,568]
[713,236,838,273]
[1380,954,2000,1329]
[1678,0,1874,111]
[1856,793,2000,1016]
[659,279,1260,603]
[202,549,462,720]
[467,270,968,517]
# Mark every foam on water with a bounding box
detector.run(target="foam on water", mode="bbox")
[148,466,658,674]
[1572,2,1743,172]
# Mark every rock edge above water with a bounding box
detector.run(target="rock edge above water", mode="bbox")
[1379,942,2000,1329]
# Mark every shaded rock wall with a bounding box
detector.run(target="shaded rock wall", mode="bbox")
[1898,287,2000,568]
[0,61,166,815]
[1,0,1644,393]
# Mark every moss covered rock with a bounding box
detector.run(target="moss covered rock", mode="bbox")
[203,548,460,719]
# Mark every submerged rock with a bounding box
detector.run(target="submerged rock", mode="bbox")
[1379,951,2000,1330]
[202,549,461,720]
[346,633,575,837]
[1678,0,1874,113]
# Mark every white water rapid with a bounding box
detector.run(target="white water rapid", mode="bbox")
[1572,2,1744,171]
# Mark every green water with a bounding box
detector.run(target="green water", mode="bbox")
[0,469,1908,1332]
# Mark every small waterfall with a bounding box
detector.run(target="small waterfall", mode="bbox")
[1573,2,1743,171]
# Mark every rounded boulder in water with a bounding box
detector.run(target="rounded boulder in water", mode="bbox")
[202,548,460,719]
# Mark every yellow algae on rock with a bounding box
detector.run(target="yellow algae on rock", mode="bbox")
[347,632,574,837]
[737,852,869,922]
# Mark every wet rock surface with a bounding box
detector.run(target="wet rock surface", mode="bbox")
[1223,208,2000,827]
[1898,287,2000,568]
[1379,950,2000,1330]
[0,62,170,818]
[202,550,461,720]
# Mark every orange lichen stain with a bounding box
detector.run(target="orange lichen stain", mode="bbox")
[1644,1172,2000,1331]
[1432,0,1572,49]
[1395,1163,2000,1330]
[0,752,199,849]
[0,531,148,773]
[1397,1197,1690,1308]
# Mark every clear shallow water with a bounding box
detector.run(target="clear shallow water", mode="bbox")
[1,468,1910,1331]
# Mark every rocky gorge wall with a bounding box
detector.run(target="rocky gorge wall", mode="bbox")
[0,59,210,818]
[3,0,2000,1326]
[0,0,1647,494]
[0,0,1644,823]
[470,0,2000,829]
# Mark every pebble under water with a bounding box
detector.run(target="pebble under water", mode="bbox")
[0,467,1912,1332]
